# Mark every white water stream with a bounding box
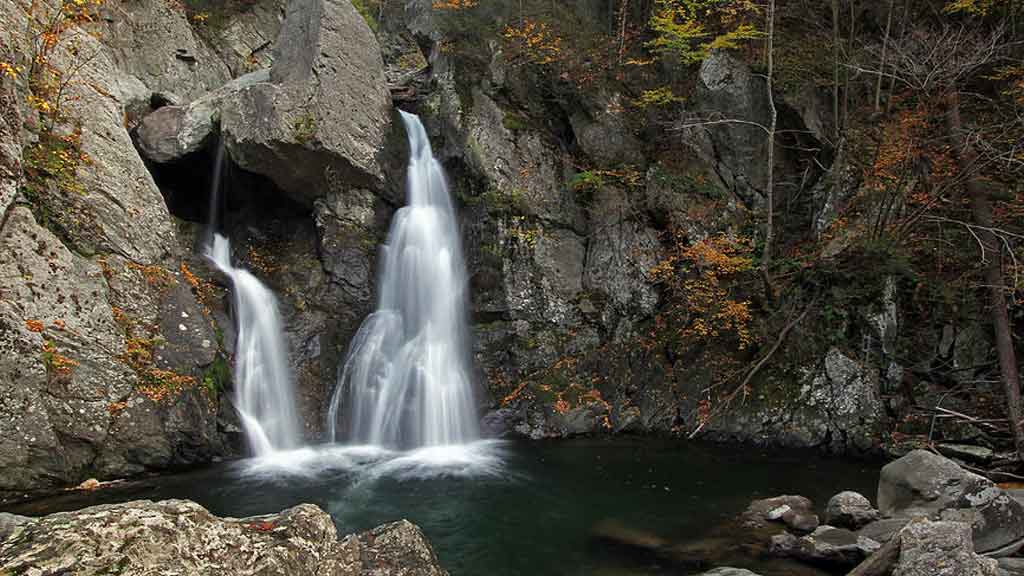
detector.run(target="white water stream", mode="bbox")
[327,111,479,448]
[203,147,300,457]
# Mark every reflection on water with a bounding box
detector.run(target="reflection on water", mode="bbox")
[1,439,879,576]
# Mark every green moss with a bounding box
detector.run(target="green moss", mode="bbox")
[351,0,379,32]
[292,112,317,144]
[202,355,232,395]
[502,113,529,132]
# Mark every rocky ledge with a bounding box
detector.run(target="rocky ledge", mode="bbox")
[0,499,446,575]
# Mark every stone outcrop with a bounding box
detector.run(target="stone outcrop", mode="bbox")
[221,0,393,204]
[680,50,772,209]
[704,348,885,453]
[878,449,1024,555]
[0,499,447,575]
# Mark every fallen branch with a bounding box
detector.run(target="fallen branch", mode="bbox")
[689,298,816,439]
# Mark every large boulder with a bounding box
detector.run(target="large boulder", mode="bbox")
[894,520,998,576]
[878,450,1024,555]
[742,495,819,534]
[0,499,447,575]
[221,0,392,204]
[825,491,880,530]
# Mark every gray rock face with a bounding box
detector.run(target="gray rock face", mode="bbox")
[0,73,20,222]
[697,569,764,576]
[879,450,1024,555]
[826,491,880,530]
[198,0,286,76]
[681,50,771,208]
[221,0,392,204]
[569,89,644,166]
[705,348,885,453]
[101,0,231,103]
[0,0,237,495]
[894,520,999,576]
[0,499,447,575]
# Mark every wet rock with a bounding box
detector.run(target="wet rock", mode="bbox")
[825,491,880,530]
[743,495,815,531]
[999,558,1024,576]
[0,499,447,575]
[770,525,880,567]
[0,513,29,543]
[221,0,392,204]
[937,443,995,464]
[696,569,764,576]
[878,450,1024,555]
[848,534,901,576]
[857,518,910,544]
[895,519,999,576]
[999,557,1024,575]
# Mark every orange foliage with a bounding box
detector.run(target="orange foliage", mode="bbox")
[502,19,562,66]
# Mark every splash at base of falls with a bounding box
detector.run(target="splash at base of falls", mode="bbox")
[207,234,301,456]
[235,440,508,481]
[327,111,479,449]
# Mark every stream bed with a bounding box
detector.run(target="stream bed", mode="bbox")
[1,438,880,575]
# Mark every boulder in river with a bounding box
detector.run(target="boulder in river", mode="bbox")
[878,449,1024,555]
[742,495,819,533]
[894,519,998,576]
[769,525,880,568]
[0,499,447,575]
[824,491,879,530]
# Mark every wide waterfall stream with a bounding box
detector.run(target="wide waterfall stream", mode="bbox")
[328,111,478,448]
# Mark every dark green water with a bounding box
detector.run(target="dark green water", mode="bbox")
[2,439,879,575]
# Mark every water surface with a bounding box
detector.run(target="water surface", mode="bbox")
[3,439,879,576]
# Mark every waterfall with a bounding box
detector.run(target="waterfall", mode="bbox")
[203,146,301,456]
[327,111,479,448]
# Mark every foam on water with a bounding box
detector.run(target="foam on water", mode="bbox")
[235,440,508,482]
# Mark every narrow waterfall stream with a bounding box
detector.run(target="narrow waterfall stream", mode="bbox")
[327,111,479,448]
[203,146,301,456]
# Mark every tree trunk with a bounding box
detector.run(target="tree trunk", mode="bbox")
[944,90,1024,461]
[874,0,895,112]
[832,0,841,142]
[763,0,777,275]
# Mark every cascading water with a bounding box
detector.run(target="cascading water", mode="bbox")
[203,146,301,457]
[327,111,479,448]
